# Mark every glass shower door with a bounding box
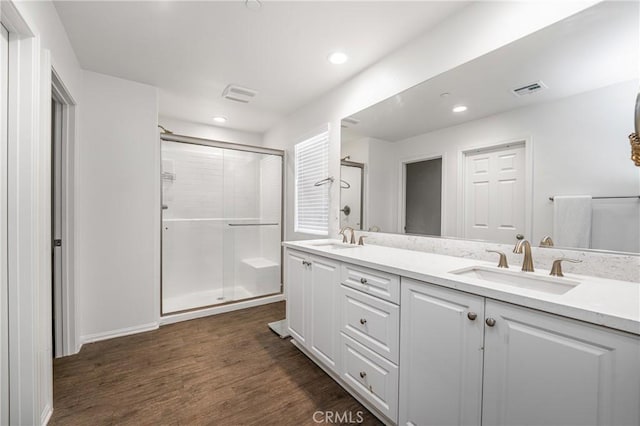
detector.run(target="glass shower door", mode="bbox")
[222,150,282,302]
[161,139,282,315]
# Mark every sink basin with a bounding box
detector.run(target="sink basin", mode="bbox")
[310,242,360,250]
[450,266,580,295]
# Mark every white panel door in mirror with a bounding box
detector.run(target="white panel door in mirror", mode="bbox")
[464,143,525,243]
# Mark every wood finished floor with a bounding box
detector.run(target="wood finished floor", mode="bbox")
[51,302,382,426]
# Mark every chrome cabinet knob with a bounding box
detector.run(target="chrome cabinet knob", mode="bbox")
[359,318,367,325]
[360,277,368,284]
[485,317,496,327]
[359,371,366,378]
[467,312,477,321]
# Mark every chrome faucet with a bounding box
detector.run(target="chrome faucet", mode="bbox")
[339,227,356,244]
[513,235,534,272]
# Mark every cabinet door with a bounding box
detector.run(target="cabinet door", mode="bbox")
[285,250,308,344]
[399,279,484,426]
[309,255,341,372]
[483,300,640,426]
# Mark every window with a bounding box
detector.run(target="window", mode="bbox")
[295,129,330,235]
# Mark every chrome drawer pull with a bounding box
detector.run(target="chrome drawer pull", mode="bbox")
[360,277,368,284]
[467,312,477,321]
[359,318,367,325]
[485,317,496,327]
[359,371,366,379]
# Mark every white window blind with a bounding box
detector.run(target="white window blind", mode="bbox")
[295,130,330,235]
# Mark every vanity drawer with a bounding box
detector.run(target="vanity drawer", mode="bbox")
[341,333,398,423]
[340,285,399,363]
[341,263,399,304]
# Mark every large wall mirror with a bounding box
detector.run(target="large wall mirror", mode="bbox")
[340,1,640,254]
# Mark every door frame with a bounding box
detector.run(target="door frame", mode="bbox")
[0,20,9,426]
[397,153,447,235]
[51,70,78,357]
[456,137,533,240]
[2,0,54,423]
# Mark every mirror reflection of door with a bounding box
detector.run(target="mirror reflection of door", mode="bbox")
[340,162,363,230]
[404,158,442,235]
[463,143,525,243]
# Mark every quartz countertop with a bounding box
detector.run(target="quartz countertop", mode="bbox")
[283,239,640,336]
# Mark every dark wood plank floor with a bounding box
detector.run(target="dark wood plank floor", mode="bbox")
[50,302,382,425]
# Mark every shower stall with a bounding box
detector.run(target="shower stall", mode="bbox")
[160,134,283,315]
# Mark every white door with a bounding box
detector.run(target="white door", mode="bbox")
[0,23,9,426]
[308,255,340,372]
[285,249,308,344]
[399,279,484,426]
[483,300,640,426]
[464,143,525,243]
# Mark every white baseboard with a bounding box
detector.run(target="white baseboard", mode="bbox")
[41,404,53,426]
[160,294,285,325]
[77,295,285,345]
[80,322,159,345]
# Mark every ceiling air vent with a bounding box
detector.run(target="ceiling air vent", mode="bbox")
[341,117,360,128]
[222,84,258,103]
[511,80,547,97]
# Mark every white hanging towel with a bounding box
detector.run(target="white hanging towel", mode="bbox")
[553,195,592,248]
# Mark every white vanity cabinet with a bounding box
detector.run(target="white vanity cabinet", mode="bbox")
[482,299,640,426]
[285,249,341,372]
[399,280,485,426]
[339,264,401,422]
[399,277,640,426]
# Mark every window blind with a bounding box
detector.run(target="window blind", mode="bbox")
[295,130,329,235]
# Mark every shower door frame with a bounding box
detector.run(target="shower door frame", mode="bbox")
[159,133,285,316]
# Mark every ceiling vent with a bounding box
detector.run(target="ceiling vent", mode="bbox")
[222,84,258,103]
[511,81,547,97]
[341,117,360,128]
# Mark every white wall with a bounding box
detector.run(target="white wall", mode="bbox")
[390,80,640,251]
[77,70,160,341]
[262,1,597,242]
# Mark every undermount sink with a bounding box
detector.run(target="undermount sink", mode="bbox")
[310,242,360,250]
[450,265,580,295]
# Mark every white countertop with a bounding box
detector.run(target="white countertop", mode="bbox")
[283,239,640,336]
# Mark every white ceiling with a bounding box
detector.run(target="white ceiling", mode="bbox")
[343,1,640,143]
[54,1,467,133]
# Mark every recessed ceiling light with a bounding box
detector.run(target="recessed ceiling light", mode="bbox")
[452,105,468,113]
[328,51,348,65]
[213,116,228,123]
